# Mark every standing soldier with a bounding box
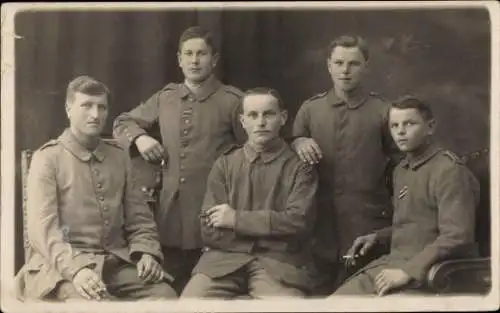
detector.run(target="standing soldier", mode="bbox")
[292,35,402,295]
[113,26,245,294]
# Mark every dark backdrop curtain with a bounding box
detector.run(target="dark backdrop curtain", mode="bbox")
[13,8,490,272]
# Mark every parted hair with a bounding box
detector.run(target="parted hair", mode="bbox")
[390,95,434,121]
[243,87,286,111]
[178,26,218,55]
[327,35,369,61]
[66,75,110,105]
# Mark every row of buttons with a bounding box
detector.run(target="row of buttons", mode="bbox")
[179,102,194,185]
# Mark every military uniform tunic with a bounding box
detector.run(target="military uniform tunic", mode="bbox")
[334,144,479,295]
[292,87,401,261]
[113,75,245,250]
[15,129,171,300]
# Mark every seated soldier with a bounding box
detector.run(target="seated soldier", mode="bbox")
[15,76,177,301]
[330,96,479,296]
[181,87,319,299]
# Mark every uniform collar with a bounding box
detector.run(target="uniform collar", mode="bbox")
[59,128,106,162]
[179,75,222,102]
[243,138,286,164]
[327,86,368,109]
[400,142,442,170]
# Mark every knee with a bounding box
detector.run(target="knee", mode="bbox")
[180,274,214,299]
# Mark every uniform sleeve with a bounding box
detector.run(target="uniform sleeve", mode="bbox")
[399,165,479,282]
[112,91,161,152]
[27,150,96,281]
[122,155,163,263]
[375,226,393,243]
[291,101,311,139]
[234,163,318,237]
[200,156,229,246]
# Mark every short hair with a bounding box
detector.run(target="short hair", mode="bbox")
[327,35,369,61]
[390,95,434,121]
[66,75,110,105]
[242,87,286,111]
[178,26,218,54]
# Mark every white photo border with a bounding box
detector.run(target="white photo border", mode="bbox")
[2,1,499,312]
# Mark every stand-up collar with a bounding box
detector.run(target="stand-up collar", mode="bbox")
[179,75,222,102]
[243,138,287,164]
[327,86,369,109]
[59,128,106,162]
[400,142,442,170]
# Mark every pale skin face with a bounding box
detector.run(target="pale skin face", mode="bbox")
[240,93,288,149]
[66,92,108,140]
[389,107,435,153]
[177,37,219,85]
[327,45,368,93]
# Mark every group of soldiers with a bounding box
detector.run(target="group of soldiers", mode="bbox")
[15,26,480,301]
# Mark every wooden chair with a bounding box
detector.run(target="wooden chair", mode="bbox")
[426,148,491,294]
[21,149,34,263]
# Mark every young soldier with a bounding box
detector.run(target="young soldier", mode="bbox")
[292,35,401,294]
[181,88,318,298]
[112,26,245,293]
[15,76,176,301]
[331,96,479,296]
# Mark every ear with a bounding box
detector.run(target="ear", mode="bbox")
[65,103,71,119]
[239,113,246,129]
[326,57,333,75]
[280,110,288,126]
[177,51,182,68]
[212,53,220,68]
[427,118,436,135]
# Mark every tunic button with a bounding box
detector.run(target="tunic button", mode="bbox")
[180,164,185,170]
[93,169,99,175]
[97,183,102,189]
[180,153,186,158]
[103,206,108,211]
[382,211,387,217]
[99,196,104,202]
[183,129,188,135]
[104,220,109,225]
[180,177,186,183]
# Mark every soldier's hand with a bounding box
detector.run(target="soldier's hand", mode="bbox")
[205,204,236,229]
[137,253,164,284]
[135,135,165,162]
[72,267,110,300]
[375,268,412,296]
[344,233,377,267]
[291,137,323,165]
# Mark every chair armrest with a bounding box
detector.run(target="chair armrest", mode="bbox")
[426,257,491,294]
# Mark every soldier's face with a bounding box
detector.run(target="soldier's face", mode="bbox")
[66,92,108,138]
[240,94,287,146]
[389,108,435,152]
[178,38,219,84]
[327,46,367,92]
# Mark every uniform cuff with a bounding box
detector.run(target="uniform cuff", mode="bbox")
[129,244,164,264]
[59,255,96,281]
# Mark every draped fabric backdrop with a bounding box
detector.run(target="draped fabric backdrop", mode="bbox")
[13,8,491,272]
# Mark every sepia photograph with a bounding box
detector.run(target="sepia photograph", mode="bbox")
[1,1,499,312]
